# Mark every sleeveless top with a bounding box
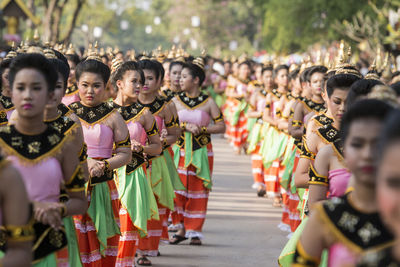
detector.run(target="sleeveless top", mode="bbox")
[62,84,80,106]
[176,92,212,150]
[328,169,351,198]
[113,102,149,173]
[69,101,115,159]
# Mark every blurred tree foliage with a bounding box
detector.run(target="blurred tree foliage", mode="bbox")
[23,0,398,55]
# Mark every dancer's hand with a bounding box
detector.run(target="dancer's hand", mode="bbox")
[34,202,63,229]
[88,158,105,177]
[186,123,200,135]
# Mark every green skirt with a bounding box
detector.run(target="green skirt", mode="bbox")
[115,165,159,237]
[163,149,185,191]
[63,216,83,267]
[87,182,121,254]
[247,122,262,153]
[150,155,176,210]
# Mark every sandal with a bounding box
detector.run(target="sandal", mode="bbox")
[137,256,152,266]
[190,237,202,246]
[169,234,187,245]
[257,188,266,197]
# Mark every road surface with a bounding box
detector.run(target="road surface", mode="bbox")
[152,137,288,267]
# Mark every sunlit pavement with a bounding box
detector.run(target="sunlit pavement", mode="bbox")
[151,136,287,267]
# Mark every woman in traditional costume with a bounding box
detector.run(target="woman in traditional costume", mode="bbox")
[169,58,225,245]
[0,53,87,266]
[111,60,162,267]
[225,61,251,154]
[293,99,394,267]
[247,65,273,196]
[357,109,400,266]
[137,59,177,260]
[69,50,132,267]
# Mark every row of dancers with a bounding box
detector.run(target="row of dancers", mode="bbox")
[0,41,225,266]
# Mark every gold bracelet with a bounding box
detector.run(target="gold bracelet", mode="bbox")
[201,127,207,134]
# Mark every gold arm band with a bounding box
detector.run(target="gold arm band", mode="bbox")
[308,164,329,186]
[115,134,131,148]
[145,120,159,137]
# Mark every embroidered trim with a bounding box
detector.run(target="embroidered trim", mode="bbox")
[79,143,88,163]
[302,99,325,113]
[58,103,72,117]
[0,95,14,112]
[300,137,316,160]
[139,96,166,115]
[293,241,320,267]
[161,88,177,102]
[69,101,115,126]
[145,120,159,137]
[213,113,224,123]
[316,194,394,253]
[0,111,7,126]
[65,84,78,96]
[115,134,131,148]
[165,116,175,128]
[308,164,328,186]
[113,102,147,123]
[177,92,210,110]
[65,165,86,192]
[292,120,303,128]
[313,113,334,127]
[3,218,35,242]
[0,124,77,164]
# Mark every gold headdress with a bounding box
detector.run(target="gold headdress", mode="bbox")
[4,42,17,60]
[334,46,362,78]
[86,42,102,62]
[156,45,166,63]
[167,45,176,59]
[66,44,77,55]
[43,41,57,59]
[110,53,124,74]
[368,85,398,107]
[364,60,380,81]
[193,57,205,71]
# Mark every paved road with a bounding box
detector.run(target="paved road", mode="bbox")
[152,137,288,267]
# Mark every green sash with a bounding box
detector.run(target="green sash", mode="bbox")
[87,182,120,256]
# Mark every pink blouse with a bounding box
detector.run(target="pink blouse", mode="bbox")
[82,123,114,158]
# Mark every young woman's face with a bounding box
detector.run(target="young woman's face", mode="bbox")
[2,68,10,95]
[46,73,65,109]
[309,72,325,97]
[169,64,183,88]
[275,69,288,88]
[344,118,382,187]
[255,65,263,81]
[180,68,197,92]
[224,62,231,76]
[325,88,348,123]
[77,72,106,106]
[262,70,273,89]
[141,69,158,95]
[238,64,250,80]
[118,70,141,101]
[67,60,76,85]
[11,68,51,118]
[377,141,400,238]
